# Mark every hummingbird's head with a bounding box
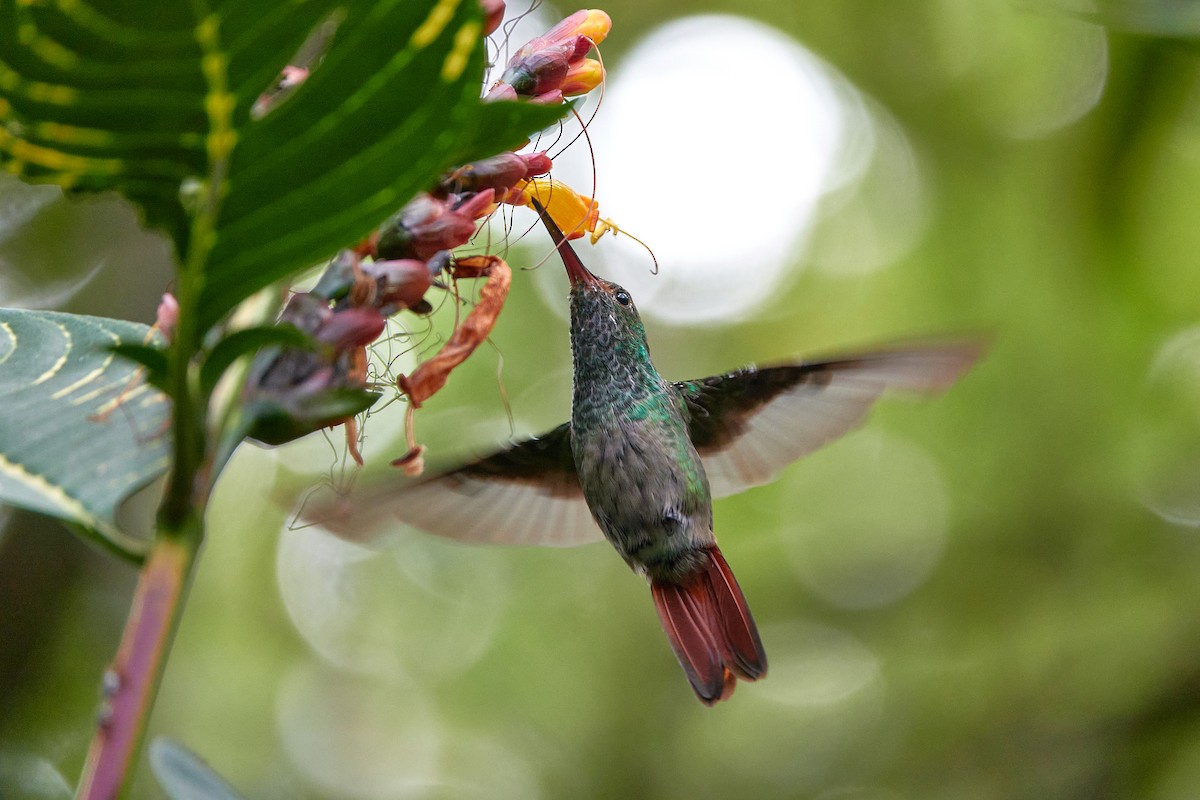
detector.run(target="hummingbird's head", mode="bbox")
[531,198,645,325]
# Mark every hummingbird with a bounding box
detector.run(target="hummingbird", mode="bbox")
[326,201,980,704]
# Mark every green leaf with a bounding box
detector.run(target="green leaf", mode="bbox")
[110,342,170,388]
[245,386,380,446]
[199,323,313,397]
[149,738,247,800]
[0,308,170,548]
[0,0,569,334]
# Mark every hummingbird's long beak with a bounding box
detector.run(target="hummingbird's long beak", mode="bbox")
[530,198,601,288]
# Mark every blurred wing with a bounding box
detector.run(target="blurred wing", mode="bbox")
[319,423,604,547]
[677,342,981,498]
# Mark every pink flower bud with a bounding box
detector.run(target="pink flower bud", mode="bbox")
[530,89,565,105]
[453,187,498,220]
[521,151,553,178]
[155,293,179,341]
[484,82,518,102]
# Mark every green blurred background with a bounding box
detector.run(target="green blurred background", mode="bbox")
[5,1,1200,798]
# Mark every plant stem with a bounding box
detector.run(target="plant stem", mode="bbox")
[75,517,202,800]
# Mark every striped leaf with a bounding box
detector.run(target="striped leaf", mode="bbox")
[0,0,567,332]
[0,308,170,556]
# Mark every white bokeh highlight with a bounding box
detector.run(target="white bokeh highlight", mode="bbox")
[276,524,509,682]
[778,431,951,609]
[755,621,883,710]
[667,620,886,795]
[532,14,918,325]
[1137,326,1200,527]
[0,177,104,308]
[0,752,72,799]
[276,662,442,800]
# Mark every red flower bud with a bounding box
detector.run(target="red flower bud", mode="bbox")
[500,48,571,97]
[480,0,505,36]
[409,215,477,260]
[377,192,493,260]
[441,153,528,195]
[280,291,332,334]
[317,307,387,350]
[447,150,552,190]
[362,259,435,313]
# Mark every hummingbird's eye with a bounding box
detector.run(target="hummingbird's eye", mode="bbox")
[615,291,631,306]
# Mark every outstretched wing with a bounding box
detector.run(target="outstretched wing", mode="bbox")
[318,423,604,547]
[676,342,981,498]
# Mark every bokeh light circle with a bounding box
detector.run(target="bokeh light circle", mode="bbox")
[1136,326,1200,527]
[535,15,882,325]
[665,621,885,796]
[276,662,442,800]
[276,523,510,682]
[0,752,72,799]
[755,621,883,709]
[777,431,951,609]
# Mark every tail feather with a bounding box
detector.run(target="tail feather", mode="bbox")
[706,547,767,681]
[650,546,767,705]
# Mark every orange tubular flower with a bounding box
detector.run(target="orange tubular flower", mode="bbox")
[561,59,604,97]
[573,9,612,44]
[512,178,599,241]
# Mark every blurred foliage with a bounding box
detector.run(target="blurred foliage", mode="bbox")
[5,0,1200,799]
[149,738,247,800]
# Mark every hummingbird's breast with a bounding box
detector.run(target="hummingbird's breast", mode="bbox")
[571,382,715,580]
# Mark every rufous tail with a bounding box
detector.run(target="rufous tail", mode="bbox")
[650,546,768,705]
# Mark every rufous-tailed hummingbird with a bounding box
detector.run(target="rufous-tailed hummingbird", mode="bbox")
[329,201,981,704]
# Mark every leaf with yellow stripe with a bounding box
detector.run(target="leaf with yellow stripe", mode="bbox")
[0,0,568,334]
[0,308,171,560]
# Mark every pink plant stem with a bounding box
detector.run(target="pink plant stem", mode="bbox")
[76,534,196,800]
